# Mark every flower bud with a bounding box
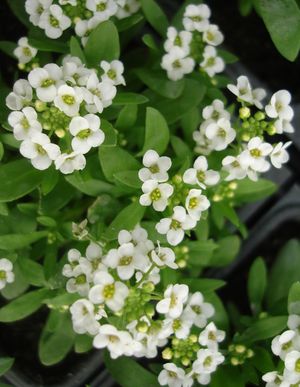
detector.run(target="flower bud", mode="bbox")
[239,107,251,119]
[162,348,173,360]
[142,281,155,293]
[254,111,265,121]
[228,181,238,190]
[241,133,251,142]
[235,345,246,354]
[231,357,240,366]
[181,357,190,366]
[137,321,149,333]
[267,124,277,136]
[35,100,47,112]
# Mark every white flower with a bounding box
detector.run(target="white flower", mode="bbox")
[262,371,283,387]
[25,0,52,26]
[239,137,272,173]
[20,133,60,170]
[163,315,193,339]
[288,315,300,331]
[274,119,294,134]
[139,150,172,183]
[100,60,125,86]
[227,75,253,104]
[59,0,77,5]
[183,292,214,328]
[164,27,192,56]
[198,322,225,349]
[28,64,62,102]
[116,0,140,19]
[118,226,154,256]
[8,107,42,141]
[265,90,293,121]
[193,349,224,375]
[161,48,195,81]
[89,271,129,312]
[222,155,247,181]
[193,123,214,156]
[86,0,118,21]
[62,57,92,86]
[156,206,196,246]
[183,156,220,189]
[203,24,224,46]
[103,242,148,280]
[158,363,186,387]
[200,46,225,77]
[205,118,236,151]
[62,248,82,277]
[151,245,177,269]
[70,114,105,154]
[6,79,33,110]
[39,4,71,39]
[0,258,14,290]
[70,299,101,335]
[185,188,210,221]
[83,73,116,113]
[14,37,38,64]
[93,324,134,359]
[140,180,173,212]
[272,330,300,360]
[55,152,86,174]
[183,4,211,32]
[252,87,267,109]
[202,99,230,121]
[66,263,92,296]
[156,284,189,319]
[85,242,106,273]
[54,84,83,117]
[270,142,291,169]
[284,350,300,383]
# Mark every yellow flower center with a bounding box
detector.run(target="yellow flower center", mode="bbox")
[62,94,76,105]
[250,148,262,158]
[119,256,133,266]
[102,283,115,299]
[150,188,161,201]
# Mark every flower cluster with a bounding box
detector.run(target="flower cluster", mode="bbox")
[0,258,15,290]
[63,224,225,386]
[14,37,38,70]
[6,56,124,173]
[193,76,292,182]
[263,314,300,386]
[25,0,140,42]
[161,3,225,81]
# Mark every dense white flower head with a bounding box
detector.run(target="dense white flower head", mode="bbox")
[39,4,71,39]
[185,188,210,221]
[156,284,189,319]
[183,156,220,189]
[140,180,174,212]
[100,60,126,86]
[200,45,225,77]
[204,118,236,151]
[183,4,211,32]
[14,37,38,64]
[164,27,192,56]
[0,258,15,290]
[156,206,196,246]
[265,90,293,121]
[139,150,172,183]
[161,48,195,81]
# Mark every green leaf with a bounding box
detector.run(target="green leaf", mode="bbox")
[104,201,145,240]
[0,357,14,377]
[28,38,68,53]
[99,146,140,183]
[239,0,254,16]
[186,239,218,266]
[238,316,288,343]
[142,34,158,51]
[0,231,48,251]
[0,160,43,202]
[104,351,160,387]
[0,288,51,322]
[69,36,86,63]
[209,236,241,267]
[74,334,93,354]
[115,13,144,32]
[141,107,170,154]
[248,257,267,315]
[114,170,141,188]
[251,346,274,373]
[136,69,185,99]
[39,310,75,366]
[255,0,300,61]
[65,173,113,196]
[140,0,169,37]
[113,92,149,105]
[170,135,192,159]
[18,258,45,287]
[101,119,118,147]
[182,278,226,293]
[84,20,120,67]
[43,292,79,308]
[235,178,277,203]
[218,49,239,64]
[211,365,244,387]
[41,177,75,213]
[0,41,17,58]
[205,292,229,331]
[115,104,138,130]
[288,281,300,315]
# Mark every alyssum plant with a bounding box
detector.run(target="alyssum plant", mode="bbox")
[0,1,296,386]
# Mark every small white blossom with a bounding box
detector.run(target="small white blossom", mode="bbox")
[265,90,294,121]
[193,349,224,377]
[14,37,38,64]
[66,263,93,296]
[200,46,225,78]
[83,73,116,113]
[86,0,118,22]
[274,118,294,134]
[252,87,267,109]
[288,315,300,331]
[0,258,14,290]
[8,107,42,141]
[161,48,195,81]
[163,315,193,340]
[270,142,291,169]
[139,150,172,183]
[164,27,192,56]
[116,0,140,19]
[70,299,102,335]
[140,180,174,212]
[118,226,154,256]
[28,64,62,102]
[284,350,300,383]
[100,60,125,86]
[85,242,106,273]
[262,371,283,387]
[158,363,187,387]
[185,189,210,221]
[62,248,82,277]
[202,99,230,121]
[198,322,225,349]
[183,292,214,328]
[183,4,211,32]
[55,152,86,174]
[203,24,224,46]
[183,156,220,189]
[240,137,272,173]
[156,206,196,246]
[271,330,300,360]
[151,245,178,269]
[156,284,189,319]
[6,79,33,110]
[222,155,247,181]
[227,75,253,105]
[54,84,83,117]
[89,271,129,312]
[25,0,52,26]
[205,117,236,151]
[39,4,71,39]
[20,133,60,170]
